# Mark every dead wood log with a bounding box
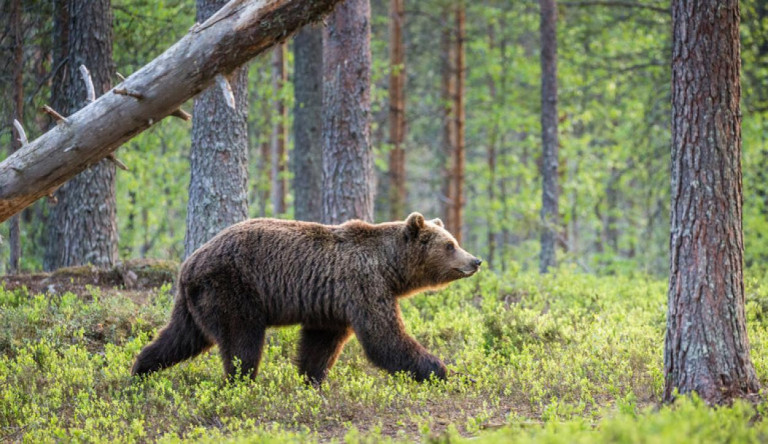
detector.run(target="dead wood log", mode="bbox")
[0,0,343,222]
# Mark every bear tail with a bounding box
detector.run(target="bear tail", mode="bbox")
[131,296,211,377]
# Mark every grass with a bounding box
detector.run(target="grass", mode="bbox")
[2,265,768,442]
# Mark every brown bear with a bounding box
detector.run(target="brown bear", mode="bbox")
[131,212,482,384]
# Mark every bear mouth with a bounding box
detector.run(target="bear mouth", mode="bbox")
[454,266,479,277]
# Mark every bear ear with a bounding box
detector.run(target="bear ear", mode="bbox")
[430,218,444,228]
[405,212,425,236]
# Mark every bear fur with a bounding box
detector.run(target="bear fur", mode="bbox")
[131,212,482,384]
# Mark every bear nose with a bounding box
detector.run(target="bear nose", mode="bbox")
[472,258,483,268]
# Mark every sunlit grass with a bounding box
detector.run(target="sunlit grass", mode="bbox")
[2,266,767,442]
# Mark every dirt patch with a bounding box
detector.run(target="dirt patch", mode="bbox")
[1,258,179,297]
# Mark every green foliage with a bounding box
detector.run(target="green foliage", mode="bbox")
[1,270,767,442]
[477,396,768,444]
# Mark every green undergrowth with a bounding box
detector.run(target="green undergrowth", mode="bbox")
[2,266,768,442]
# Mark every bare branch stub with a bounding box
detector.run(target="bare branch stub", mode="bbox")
[80,65,96,102]
[12,119,28,145]
[171,108,192,121]
[42,105,69,124]
[116,72,126,82]
[113,88,145,100]
[216,74,236,109]
[106,153,129,171]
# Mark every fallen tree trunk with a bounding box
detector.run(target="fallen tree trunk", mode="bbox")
[0,0,343,223]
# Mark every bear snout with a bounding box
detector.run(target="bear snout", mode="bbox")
[454,257,482,277]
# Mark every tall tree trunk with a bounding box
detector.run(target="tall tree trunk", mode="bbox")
[664,0,760,405]
[539,0,559,273]
[184,0,249,258]
[387,0,406,220]
[321,0,373,224]
[440,10,457,234]
[451,5,466,244]
[7,0,23,274]
[292,25,323,223]
[44,0,117,271]
[271,43,287,216]
[486,25,499,270]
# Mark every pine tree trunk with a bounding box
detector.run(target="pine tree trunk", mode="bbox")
[184,0,249,258]
[7,0,23,274]
[486,25,499,270]
[271,43,287,216]
[539,0,559,273]
[292,25,323,223]
[387,0,406,221]
[440,11,457,234]
[321,0,374,224]
[44,0,117,271]
[664,0,760,405]
[451,5,466,245]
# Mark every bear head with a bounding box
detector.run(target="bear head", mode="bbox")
[402,212,482,292]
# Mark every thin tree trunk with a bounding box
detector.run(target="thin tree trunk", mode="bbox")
[486,24,499,270]
[292,25,323,223]
[44,0,117,271]
[387,0,406,221]
[184,0,250,258]
[539,0,559,273]
[270,43,287,216]
[321,0,374,224]
[451,5,466,245]
[7,0,23,274]
[605,167,619,253]
[259,134,271,217]
[0,0,345,223]
[440,11,456,235]
[664,0,760,405]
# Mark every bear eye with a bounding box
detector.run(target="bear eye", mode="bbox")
[446,243,455,252]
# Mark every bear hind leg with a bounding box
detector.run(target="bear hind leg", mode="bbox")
[219,326,266,381]
[296,326,352,386]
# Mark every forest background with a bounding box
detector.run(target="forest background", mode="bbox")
[3,0,766,276]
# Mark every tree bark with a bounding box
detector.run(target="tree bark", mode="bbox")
[664,0,760,405]
[292,25,323,223]
[184,0,251,258]
[486,23,499,270]
[44,0,118,270]
[387,0,406,221]
[7,0,23,274]
[270,43,287,216]
[539,0,559,273]
[321,0,374,224]
[440,10,457,235]
[0,0,345,223]
[451,5,466,244]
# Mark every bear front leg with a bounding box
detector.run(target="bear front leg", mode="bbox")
[296,326,352,386]
[352,302,447,382]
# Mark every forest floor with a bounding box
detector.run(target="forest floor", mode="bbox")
[2,265,768,443]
